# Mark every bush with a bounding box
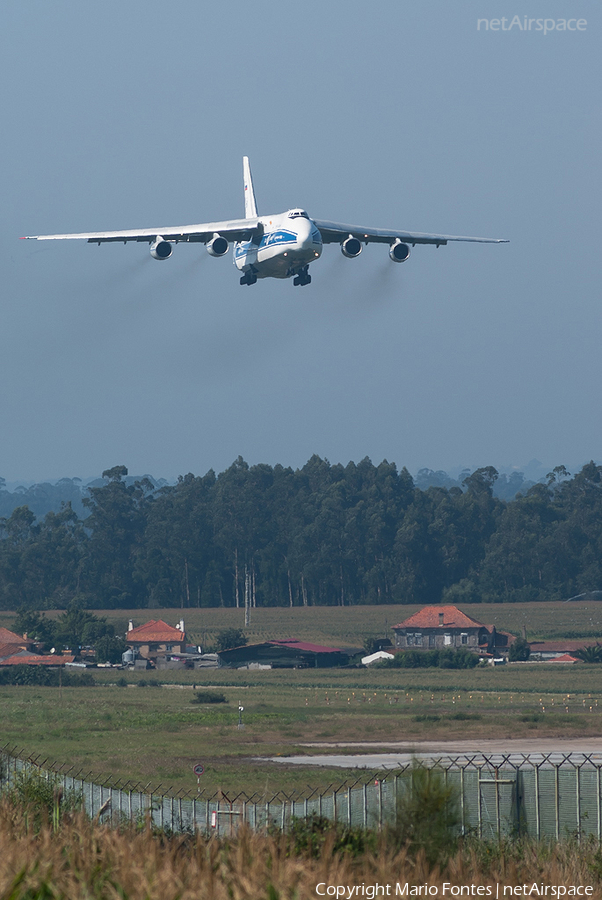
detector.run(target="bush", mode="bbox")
[4,768,82,830]
[387,763,460,866]
[509,637,531,661]
[215,629,248,652]
[0,665,95,686]
[380,648,478,669]
[190,691,227,704]
[285,814,375,858]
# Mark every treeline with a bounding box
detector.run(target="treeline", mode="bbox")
[0,458,601,610]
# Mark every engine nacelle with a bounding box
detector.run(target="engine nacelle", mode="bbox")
[389,240,410,263]
[150,236,172,260]
[341,235,362,259]
[206,233,229,257]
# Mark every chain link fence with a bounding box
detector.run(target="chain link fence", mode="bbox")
[2,744,601,840]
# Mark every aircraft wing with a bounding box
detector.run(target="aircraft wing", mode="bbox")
[312,219,508,247]
[21,217,262,244]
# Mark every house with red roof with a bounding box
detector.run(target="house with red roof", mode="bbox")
[125,619,187,661]
[0,627,34,650]
[392,605,514,656]
[0,627,38,665]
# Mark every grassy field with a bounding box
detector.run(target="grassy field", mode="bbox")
[3,664,602,797]
[2,601,602,797]
[4,599,602,648]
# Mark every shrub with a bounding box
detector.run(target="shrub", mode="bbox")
[381,648,478,669]
[190,691,227,704]
[285,814,375,858]
[215,628,248,652]
[0,666,95,687]
[387,762,460,866]
[509,637,531,661]
[3,768,82,830]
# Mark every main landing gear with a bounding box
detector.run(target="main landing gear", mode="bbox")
[240,267,258,286]
[293,265,311,287]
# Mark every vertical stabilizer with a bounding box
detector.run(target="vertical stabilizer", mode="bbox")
[243,156,258,219]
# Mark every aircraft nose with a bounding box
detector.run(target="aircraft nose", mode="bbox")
[296,218,312,246]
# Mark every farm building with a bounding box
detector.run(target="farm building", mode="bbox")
[217,639,354,669]
[528,640,595,660]
[0,653,75,666]
[125,619,187,661]
[392,605,514,655]
[0,628,73,667]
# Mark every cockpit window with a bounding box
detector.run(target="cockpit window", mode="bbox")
[288,209,309,219]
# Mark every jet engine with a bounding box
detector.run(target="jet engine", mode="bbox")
[206,233,229,257]
[341,235,362,259]
[389,240,410,263]
[150,236,173,260]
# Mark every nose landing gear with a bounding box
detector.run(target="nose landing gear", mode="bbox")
[240,268,258,286]
[293,265,311,287]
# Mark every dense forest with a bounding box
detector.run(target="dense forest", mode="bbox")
[0,458,600,610]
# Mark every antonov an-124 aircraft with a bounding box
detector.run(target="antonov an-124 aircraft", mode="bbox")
[23,157,507,287]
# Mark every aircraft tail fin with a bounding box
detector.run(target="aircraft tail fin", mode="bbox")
[243,156,258,219]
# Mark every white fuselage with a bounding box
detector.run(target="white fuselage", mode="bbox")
[233,208,323,279]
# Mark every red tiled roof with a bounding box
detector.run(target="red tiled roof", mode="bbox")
[0,654,75,666]
[392,605,486,630]
[529,640,598,652]
[547,653,580,663]
[0,643,30,660]
[126,619,185,643]
[0,627,27,645]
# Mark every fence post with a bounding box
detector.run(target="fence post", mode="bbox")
[477,766,482,839]
[363,782,367,828]
[596,763,602,841]
[514,766,521,837]
[495,768,501,840]
[554,765,560,841]
[347,786,352,827]
[576,763,582,844]
[535,764,541,840]
[460,766,465,836]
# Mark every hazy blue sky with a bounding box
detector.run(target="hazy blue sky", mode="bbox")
[1,0,599,483]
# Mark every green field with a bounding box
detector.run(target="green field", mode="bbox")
[2,601,602,797]
[2,665,602,797]
[4,599,602,647]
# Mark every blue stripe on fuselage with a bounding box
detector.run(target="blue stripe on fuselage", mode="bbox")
[235,229,298,258]
[261,229,297,248]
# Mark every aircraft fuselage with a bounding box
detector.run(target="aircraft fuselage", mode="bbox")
[234,209,322,280]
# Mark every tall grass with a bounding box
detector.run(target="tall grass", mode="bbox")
[1,801,602,900]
